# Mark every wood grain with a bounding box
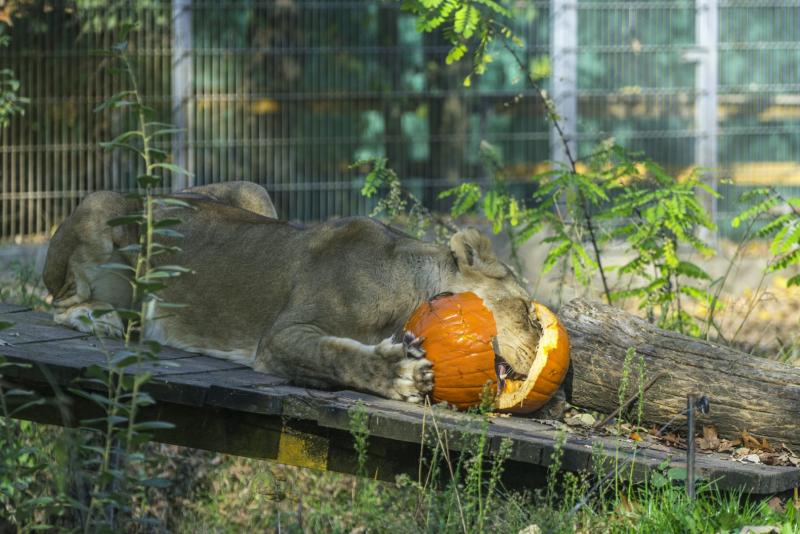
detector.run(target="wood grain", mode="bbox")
[561,299,800,452]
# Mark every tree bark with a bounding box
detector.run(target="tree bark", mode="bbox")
[559,299,800,452]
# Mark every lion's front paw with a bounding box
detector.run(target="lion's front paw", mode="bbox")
[375,332,433,403]
[54,305,125,338]
[392,356,434,403]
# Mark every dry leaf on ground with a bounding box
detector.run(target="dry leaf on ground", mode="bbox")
[565,412,596,428]
[697,425,721,450]
[718,438,741,453]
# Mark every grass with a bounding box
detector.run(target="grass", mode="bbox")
[0,257,798,533]
[166,421,798,534]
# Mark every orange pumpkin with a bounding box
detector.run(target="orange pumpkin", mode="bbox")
[405,292,570,412]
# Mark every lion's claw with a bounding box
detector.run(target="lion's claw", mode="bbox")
[402,331,426,359]
[374,332,433,403]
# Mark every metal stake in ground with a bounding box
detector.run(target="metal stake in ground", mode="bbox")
[687,394,697,499]
[686,395,710,500]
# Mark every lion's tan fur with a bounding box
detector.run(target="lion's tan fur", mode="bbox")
[43,182,541,402]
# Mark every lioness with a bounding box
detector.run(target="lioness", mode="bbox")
[44,182,542,403]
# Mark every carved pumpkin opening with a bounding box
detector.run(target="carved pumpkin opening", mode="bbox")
[405,292,570,412]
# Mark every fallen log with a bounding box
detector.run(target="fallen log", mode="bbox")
[559,299,800,452]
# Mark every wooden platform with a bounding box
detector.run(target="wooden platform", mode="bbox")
[0,303,797,495]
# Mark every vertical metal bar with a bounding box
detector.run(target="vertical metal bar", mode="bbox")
[197,3,205,186]
[27,50,33,237]
[550,0,578,166]
[172,0,193,190]
[695,0,718,243]
[10,88,17,240]
[686,394,696,500]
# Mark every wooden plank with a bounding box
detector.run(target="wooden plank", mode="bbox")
[0,303,30,314]
[0,311,88,345]
[141,368,290,408]
[134,354,247,377]
[0,337,109,383]
[143,369,289,409]
[161,367,288,389]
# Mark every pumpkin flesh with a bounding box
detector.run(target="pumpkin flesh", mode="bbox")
[495,302,570,413]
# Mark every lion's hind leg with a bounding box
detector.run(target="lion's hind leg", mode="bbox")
[44,191,137,337]
[181,181,276,218]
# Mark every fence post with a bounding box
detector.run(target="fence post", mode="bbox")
[691,0,719,243]
[171,0,193,190]
[550,0,578,168]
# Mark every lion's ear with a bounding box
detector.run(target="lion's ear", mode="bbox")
[449,228,506,278]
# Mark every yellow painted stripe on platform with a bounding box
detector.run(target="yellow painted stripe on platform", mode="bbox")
[276,428,329,471]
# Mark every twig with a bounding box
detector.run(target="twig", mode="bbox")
[705,216,758,341]
[593,372,668,429]
[580,191,613,304]
[501,39,613,305]
[401,186,460,234]
[731,266,771,345]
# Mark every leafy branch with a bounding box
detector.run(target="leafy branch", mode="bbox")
[732,187,800,288]
[401,0,516,87]
[74,22,193,531]
[393,2,722,329]
[500,39,613,304]
[398,1,615,302]
[356,156,457,241]
[0,24,28,128]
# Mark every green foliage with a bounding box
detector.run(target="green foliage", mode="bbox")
[0,21,191,529]
[733,187,800,287]
[152,404,799,532]
[440,142,522,236]
[616,348,636,433]
[524,146,713,322]
[0,360,67,530]
[399,0,517,86]
[0,25,28,128]
[447,143,716,334]
[600,153,716,335]
[349,402,370,478]
[346,403,388,528]
[356,156,452,241]
[47,21,191,531]
[0,262,49,311]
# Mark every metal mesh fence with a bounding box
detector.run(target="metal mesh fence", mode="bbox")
[1,0,799,241]
[717,0,800,230]
[576,1,696,165]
